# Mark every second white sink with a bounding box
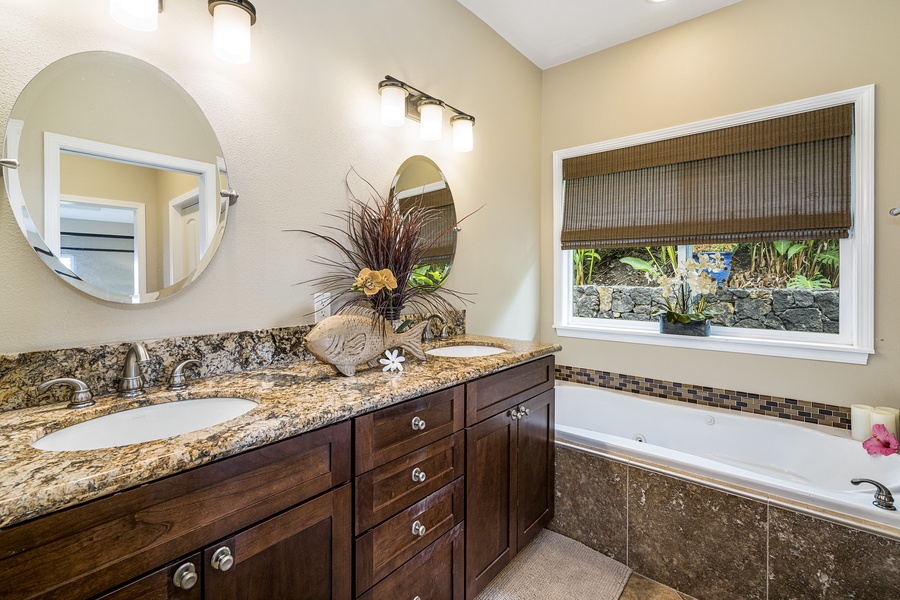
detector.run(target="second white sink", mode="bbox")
[32,397,258,451]
[426,345,508,358]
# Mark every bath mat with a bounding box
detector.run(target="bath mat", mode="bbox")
[476,529,632,600]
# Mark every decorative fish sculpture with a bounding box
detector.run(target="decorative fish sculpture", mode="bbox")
[304,306,429,376]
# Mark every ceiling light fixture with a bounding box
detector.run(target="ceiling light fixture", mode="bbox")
[110,0,161,32]
[209,0,257,64]
[377,75,476,152]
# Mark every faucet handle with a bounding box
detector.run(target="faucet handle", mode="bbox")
[439,324,450,341]
[851,478,896,511]
[168,359,202,391]
[38,378,95,409]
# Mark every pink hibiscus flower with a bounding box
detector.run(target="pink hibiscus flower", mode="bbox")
[862,424,899,456]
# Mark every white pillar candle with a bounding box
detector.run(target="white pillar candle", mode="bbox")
[872,407,899,438]
[851,404,874,441]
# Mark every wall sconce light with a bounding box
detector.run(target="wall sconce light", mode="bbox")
[110,0,257,64]
[208,0,257,64]
[378,75,476,152]
[110,0,161,32]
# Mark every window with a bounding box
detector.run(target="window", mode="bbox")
[553,86,874,364]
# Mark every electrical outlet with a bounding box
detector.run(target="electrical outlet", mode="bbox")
[313,292,331,323]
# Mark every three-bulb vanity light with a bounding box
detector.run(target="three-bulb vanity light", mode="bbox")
[378,76,476,153]
[109,0,257,64]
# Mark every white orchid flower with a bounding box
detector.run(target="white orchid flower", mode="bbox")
[379,349,406,372]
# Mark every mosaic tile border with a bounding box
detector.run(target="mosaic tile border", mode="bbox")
[555,364,850,430]
[0,310,465,413]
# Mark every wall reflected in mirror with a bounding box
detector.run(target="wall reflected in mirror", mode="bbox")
[391,156,457,289]
[3,51,231,304]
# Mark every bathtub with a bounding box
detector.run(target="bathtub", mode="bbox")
[555,381,900,531]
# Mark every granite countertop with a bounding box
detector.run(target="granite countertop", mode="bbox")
[0,335,559,530]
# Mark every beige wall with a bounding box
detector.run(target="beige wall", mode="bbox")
[0,1,542,352]
[540,0,900,409]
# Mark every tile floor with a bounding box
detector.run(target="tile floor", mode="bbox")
[620,573,697,600]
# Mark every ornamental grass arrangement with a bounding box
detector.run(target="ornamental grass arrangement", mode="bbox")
[623,253,726,324]
[295,171,470,324]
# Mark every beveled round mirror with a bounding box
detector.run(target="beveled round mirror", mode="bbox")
[3,51,231,303]
[390,156,457,288]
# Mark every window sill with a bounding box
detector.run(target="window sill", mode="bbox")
[554,321,872,365]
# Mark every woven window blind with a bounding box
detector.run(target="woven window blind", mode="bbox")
[561,104,853,250]
[399,187,456,262]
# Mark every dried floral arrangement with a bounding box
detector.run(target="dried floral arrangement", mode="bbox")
[294,171,471,323]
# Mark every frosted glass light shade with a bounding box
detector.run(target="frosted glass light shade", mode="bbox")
[451,116,474,152]
[110,0,158,32]
[380,85,408,127]
[213,3,252,64]
[419,102,443,141]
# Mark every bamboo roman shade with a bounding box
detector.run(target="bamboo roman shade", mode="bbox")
[561,104,854,250]
[399,187,456,262]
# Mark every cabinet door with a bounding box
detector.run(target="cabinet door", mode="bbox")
[204,484,352,600]
[96,554,202,600]
[465,409,517,600]
[516,389,555,550]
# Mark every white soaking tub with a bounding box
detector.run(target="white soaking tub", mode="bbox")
[554,380,900,530]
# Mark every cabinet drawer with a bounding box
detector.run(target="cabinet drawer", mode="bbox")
[356,430,464,534]
[0,422,351,600]
[356,478,465,594]
[96,553,202,600]
[465,356,554,425]
[355,386,464,474]
[358,522,464,600]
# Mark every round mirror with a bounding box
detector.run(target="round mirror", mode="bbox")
[390,156,457,289]
[3,51,231,303]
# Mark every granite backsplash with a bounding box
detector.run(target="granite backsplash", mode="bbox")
[0,310,465,412]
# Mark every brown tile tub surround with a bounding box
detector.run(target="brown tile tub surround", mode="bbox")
[551,443,900,600]
[556,364,850,430]
[0,311,467,412]
[0,331,558,529]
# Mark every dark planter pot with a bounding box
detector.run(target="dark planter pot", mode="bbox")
[659,315,711,337]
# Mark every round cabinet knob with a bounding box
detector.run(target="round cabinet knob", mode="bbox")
[173,562,198,590]
[411,520,427,537]
[507,409,518,421]
[518,406,529,417]
[413,597,422,600]
[411,416,426,431]
[411,467,426,483]
[211,546,234,571]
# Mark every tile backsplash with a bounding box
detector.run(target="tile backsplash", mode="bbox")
[556,364,850,430]
[0,310,465,412]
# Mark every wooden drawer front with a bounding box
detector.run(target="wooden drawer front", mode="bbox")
[465,356,554,425]
[358,522,464,600]
[356,478,465,594]
[0,422,351,600]
[355,386,464,474]
[356,430,465,534]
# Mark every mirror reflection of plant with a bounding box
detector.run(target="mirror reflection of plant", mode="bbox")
[293,170,471,322]
[410,262,450,289]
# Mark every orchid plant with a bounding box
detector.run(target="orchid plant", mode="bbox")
[622,253,726,323]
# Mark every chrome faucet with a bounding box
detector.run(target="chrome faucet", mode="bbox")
[422,314,450,342]
[118,342,150,398]
[851,478,896,511]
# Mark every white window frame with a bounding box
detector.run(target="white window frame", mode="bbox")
[552,85,874,365]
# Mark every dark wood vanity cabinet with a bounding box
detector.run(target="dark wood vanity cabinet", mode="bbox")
[2,354,555,600]
[464,357,555,600]
[0,422,352,600]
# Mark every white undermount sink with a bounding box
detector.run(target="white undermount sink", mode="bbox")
[426,345,508,358]
[32,397,258,451]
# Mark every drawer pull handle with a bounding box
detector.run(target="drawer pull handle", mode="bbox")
[173,562,198,590]
[508,409,518,421]
[211,546,234,572]
[518,406,530,417]
[412,520,427,537]
[411,416,426,431]
[413,597,422,600]
[411,467,427,483]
